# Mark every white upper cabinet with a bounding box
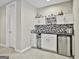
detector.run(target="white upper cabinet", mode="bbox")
[33,18,46,25]
[57,14,74,24]
[56,15,65,24]
[33,14,74,25]
[64,14,74,24]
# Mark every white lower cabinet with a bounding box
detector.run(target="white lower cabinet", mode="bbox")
[41,34,57,52]
[31,34,37,47]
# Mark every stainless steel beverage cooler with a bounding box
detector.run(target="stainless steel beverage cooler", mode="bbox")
[57,35,72,56]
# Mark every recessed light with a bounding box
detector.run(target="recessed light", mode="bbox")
[46,0,50,2]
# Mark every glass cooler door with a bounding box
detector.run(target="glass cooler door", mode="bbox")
[58,35,72,56]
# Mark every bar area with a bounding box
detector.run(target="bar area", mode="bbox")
[31,24,74,57]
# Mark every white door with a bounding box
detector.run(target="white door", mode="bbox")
[6,2,16,48]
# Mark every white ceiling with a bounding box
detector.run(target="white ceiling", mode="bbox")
[26,0,71,8]
[0,0,71,8]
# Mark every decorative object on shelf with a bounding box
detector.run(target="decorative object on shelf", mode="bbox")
[35,9,42,18]
[58,10,64,15]
[35,13,42,18]
[45,14,57,25]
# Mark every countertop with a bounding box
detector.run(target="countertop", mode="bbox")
[31,24,74,36]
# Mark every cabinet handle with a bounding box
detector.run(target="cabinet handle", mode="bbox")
[46,39,50,42]
[46,39,47,40]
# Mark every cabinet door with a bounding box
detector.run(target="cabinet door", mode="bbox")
[41,36,47,49]
[56,14,74,24]
[34,18,46,25]
[31,34,37,47]
[57,15,64,24]
[41,34,57,52]
[64,14,74,24]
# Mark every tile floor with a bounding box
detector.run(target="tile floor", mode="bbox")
[0,46,16,54]
[0,46,73,59]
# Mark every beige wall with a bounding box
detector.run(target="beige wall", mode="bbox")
[16,0,22,50]
[0,0,22,50]
[38,1,73,16]
[0,8,1,43]
[0,6,6,45]
[0,0,36,50]
[21,0,36,49]
[73,0,79,59]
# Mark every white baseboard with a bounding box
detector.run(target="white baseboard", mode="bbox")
[0,44,7,47]
[15,47,31,53]
[0,44,31,53]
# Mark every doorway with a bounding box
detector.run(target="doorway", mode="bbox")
[6,1,16,49]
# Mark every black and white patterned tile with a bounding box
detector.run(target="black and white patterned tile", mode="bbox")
[34,24,74,34]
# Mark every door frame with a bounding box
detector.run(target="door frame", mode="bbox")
[6,1,16,48]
